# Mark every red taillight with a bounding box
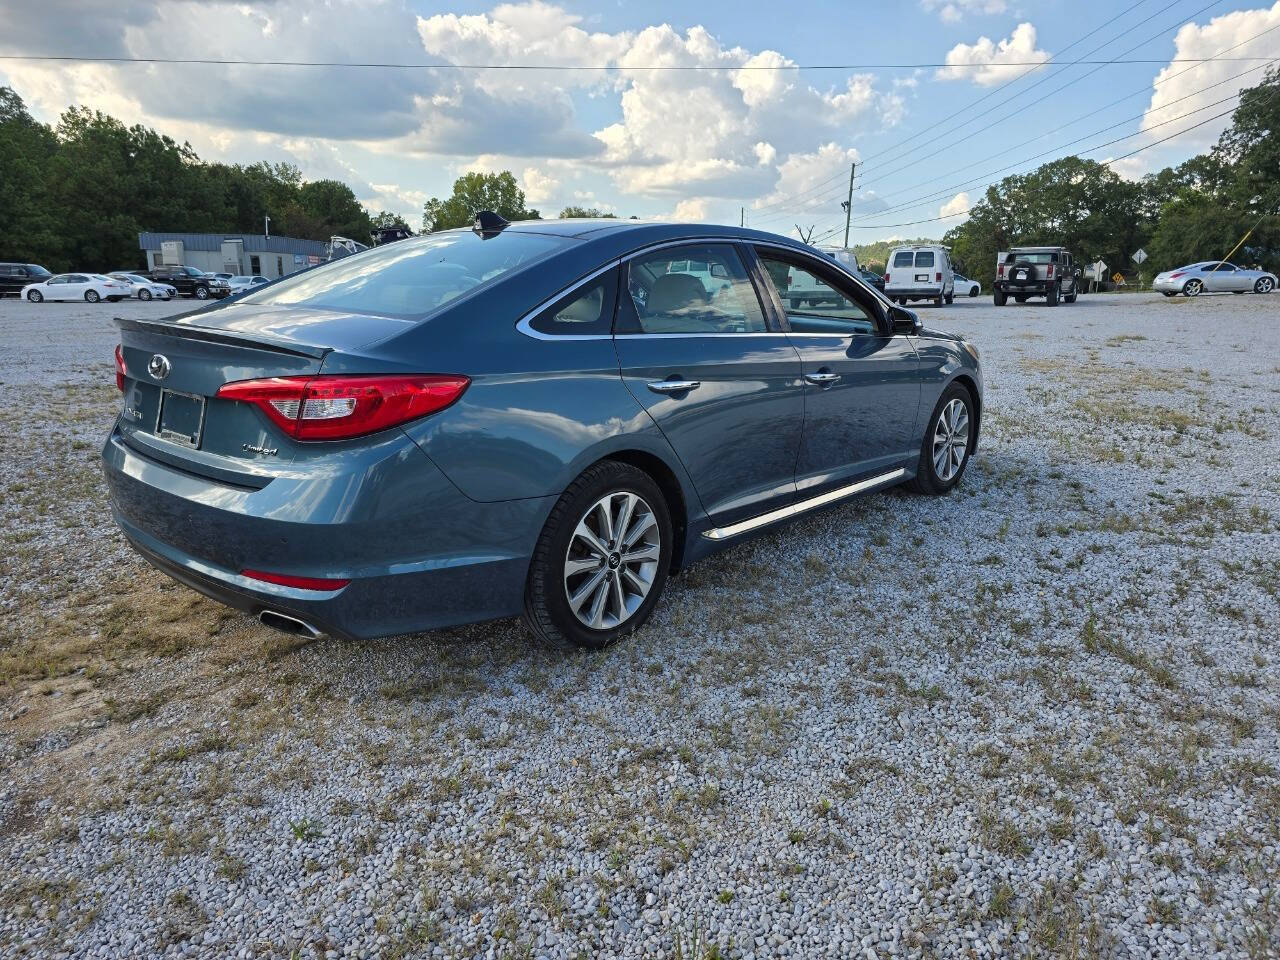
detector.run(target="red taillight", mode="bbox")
[1047,264,1055,278]
[1169,272,1184,280]
[998,264,1005,277]
[935,272,941,282]
[883,272,890,282]
[216,373,469,441]
[114,344,126,391]
[241,568,350,591]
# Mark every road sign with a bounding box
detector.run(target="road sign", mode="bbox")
[1090,260,1107,282]
[1112,272,1126,285]
[1132,248,1147,265]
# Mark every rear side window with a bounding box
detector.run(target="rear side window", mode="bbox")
[892,251,914,268]
[239,230,567,319]
[528,270,618,336]
[914,251,935,268]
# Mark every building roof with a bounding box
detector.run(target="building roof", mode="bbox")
[137,232,329,255]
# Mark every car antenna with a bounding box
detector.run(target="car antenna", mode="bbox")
[472,210,509,237]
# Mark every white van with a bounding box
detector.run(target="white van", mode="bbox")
[884,244,954,306]
[784,246,859,307]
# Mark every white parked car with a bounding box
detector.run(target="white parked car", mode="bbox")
[884,244,955,306]
[953,273,981,297]
[1152,261,1277,297]
[22,273,130,303]
[228,275,271,294]
[108,273,175,301]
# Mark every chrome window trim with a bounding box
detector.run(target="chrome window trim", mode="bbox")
[516,236,805,341]
[702,467,906,541]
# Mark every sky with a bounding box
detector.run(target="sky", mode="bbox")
[2,0,1278,244]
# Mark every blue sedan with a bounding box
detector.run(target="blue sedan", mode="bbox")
[103,216,982,649]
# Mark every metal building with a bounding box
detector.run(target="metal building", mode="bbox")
[136,233,330,278]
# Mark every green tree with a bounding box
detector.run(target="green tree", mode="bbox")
[421,171,539,232]
[298,179,372,239]
[558,205,616,219]
[0,87,62,268]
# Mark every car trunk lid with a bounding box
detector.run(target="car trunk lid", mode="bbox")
[114,306,415,485]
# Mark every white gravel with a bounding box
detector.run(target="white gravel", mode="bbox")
[1,291,1278,959]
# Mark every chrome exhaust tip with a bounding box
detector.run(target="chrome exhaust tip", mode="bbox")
[258,610,322,639]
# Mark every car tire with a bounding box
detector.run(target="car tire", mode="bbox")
[993,290,1006,306]
[140,289,152,301]
[944,292,954,305]
[524,460,673,651]
[1065,292,1077,303]
[905,383,975,496]
[1162,291,1177,297]
[195,286,209,300]
[27,290,43,303]
[1255,277,1274,294]
[1046,283,1059,306]
[85,290,100,303]
[1183,279,1203,297]
[969,286,978,298]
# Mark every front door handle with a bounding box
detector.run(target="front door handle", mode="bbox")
[647,379,701,395]
[804,371,841,385]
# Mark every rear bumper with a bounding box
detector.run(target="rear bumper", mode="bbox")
[996,281,1051,294]
[102,428,555,639]
[1152,278,1184,293]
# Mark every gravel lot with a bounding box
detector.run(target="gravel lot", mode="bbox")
[1,291,1277,959]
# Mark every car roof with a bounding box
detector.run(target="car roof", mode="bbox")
[430,218,832,259]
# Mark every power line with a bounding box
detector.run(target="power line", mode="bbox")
[847,59,1276,225]
[854,0,1158,169]
[834,99,1254,231]
[0,53,1271,70]
[858,0,1226,182]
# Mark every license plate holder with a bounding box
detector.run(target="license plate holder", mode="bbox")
[915,273,929,282]
[156,389,206,448]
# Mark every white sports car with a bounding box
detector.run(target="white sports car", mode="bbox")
[22,273,130,303]
[108,273,176,301]
[1153,261,1277,297]
[953,273,982,298]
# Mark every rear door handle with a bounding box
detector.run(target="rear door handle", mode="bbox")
[804,372,841,385]
[647,380,701,395]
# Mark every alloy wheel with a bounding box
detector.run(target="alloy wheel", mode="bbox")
[1257,277,1274,294]
[563,491,661,631]
[1184,279,1202,297]
[931,397,970,482]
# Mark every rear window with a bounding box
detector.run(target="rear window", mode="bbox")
[238,230,566,319]
[892,251,914,268]
[1005,252,1058,264]
[914,251,935,268]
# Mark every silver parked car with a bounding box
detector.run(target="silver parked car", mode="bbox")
[1153,261,1277,297]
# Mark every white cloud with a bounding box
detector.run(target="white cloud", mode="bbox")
[670,198,710,222]
[940,191,971,218]
[521,166,560,206]
[1139,3,1280,152]
[937,23,1049,86]
[0,0,904,219]
[921,0,1008,22]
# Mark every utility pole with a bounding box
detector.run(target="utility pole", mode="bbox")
[264,215,271,238]
[741,207,745,228]
[842,161,856,249]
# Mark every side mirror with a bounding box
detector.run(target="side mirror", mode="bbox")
[709,263,730,279]
[1074,268,1083,278]
[888,304,922,335]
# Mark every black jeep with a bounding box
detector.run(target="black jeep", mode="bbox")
[994,247,1078,306]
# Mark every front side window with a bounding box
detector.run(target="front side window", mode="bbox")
[621,244,766,335]
[528,271,617,336]
[914,251,935,268]
[238,230,566,319]
[892,251,914,268]
[757,251,878,335]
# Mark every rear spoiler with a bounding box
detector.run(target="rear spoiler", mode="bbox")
[114,317,331,360]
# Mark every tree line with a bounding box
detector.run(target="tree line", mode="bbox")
[0,88,387,272]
